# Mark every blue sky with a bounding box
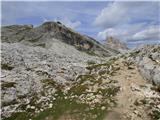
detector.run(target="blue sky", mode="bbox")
[2,1,160,48]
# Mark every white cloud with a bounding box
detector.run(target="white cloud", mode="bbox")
[97,24,160,42]
[55,17,81,29]
[94,2,159,28]
[95,1,159,47]
[43,17,49,22]
[97,27,128,40]
[132,26,160,41]
[94,2,128,28]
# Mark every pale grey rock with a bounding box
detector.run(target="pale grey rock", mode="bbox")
[1,40,102,118]
[103,36,128,54]
[132,45,160,85]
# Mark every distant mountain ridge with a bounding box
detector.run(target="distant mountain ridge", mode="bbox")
[1,21,120,57]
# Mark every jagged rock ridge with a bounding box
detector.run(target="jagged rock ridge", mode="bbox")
[104,36,128,52]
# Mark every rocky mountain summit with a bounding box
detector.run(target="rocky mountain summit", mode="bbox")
[1,22,160,120]
[104,36,128,52]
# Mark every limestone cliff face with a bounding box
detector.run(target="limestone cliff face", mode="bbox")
[132,45,160,85]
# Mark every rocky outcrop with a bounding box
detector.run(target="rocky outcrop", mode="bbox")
[129,45,160,85]
[2,21,119,57]
[104,36,128,52]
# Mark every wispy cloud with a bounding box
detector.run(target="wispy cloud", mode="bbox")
[94,2,159,28]
[94,1,160,47]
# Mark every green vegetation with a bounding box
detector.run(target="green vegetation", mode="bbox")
[36,43,46,48]
[86,58,116,72]
[98,86,120,97]
[32,92,88,120]
[4,90,108,120]
[76,74,96,83]
[41,79,57,86]
[86,51,98,56]
[2,99,18,107]
[151,85,160,92]
[129,50,140,57]
[4,58,120,120]
[41,79,64,90]
[32,90,112,120]
[4,112,30,120]
[1,64,14,70]
[87,60,96,65]
[69,84,88,95]
[28,35,43,43]
[18,36,25,42]
[150,110,160,120]
[134,99,148,106]
[1,82,16,90]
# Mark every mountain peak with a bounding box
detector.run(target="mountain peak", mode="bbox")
[105,36,128,50]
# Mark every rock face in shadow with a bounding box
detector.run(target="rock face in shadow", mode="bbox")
[2,21,119,57]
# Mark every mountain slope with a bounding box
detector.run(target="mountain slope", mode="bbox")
[1,21,119,57]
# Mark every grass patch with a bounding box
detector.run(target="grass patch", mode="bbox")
[151,85,160,92]
[32,92,88,120]
[32,90,109,120]
[69,84,88,95]
[2,99,18,107]
[1,82,16,90]
[36,43,46,48]
[28,35,43,43]
[98,69,107,76]
[41,79,63,90]
[98,86,120,97]
[76,74,96,83]
[1,64,14,70]
[87,60,96,65]
[86,59,115,71]
[86,51,98,56]
[5,91,107,120]
[150,110,160,120]
[129,51,140,57]
[41,79,57,86]
[3,112,30,120]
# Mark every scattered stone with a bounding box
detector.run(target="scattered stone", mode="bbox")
[30,106,35,109]
[49,103,53,108]
[101,106,106,110]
